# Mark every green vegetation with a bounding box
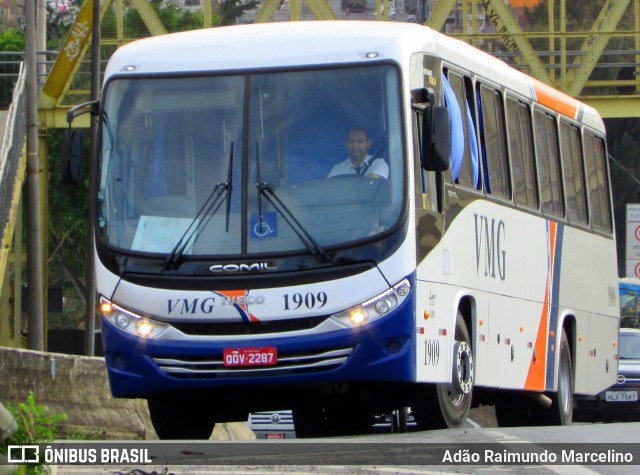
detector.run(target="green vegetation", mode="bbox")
[1,392,66,474]
[2,392,66,445]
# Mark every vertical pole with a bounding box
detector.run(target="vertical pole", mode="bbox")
[203,0,212,27]
[26,0,45,351]
[117,0,124,44]
[560,0,567,91]
[36,0,47,85]
[13,200,22,347]
[85,0,100,356]
[548,0,555,83]
[635,0,639,94]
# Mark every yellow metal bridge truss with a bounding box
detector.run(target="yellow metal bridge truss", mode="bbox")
[1,0,639,348]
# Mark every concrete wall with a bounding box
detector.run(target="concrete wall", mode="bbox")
[0,347,254,440]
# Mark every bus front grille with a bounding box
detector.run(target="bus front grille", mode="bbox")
[170,315,329,335]
[152,347,353,379]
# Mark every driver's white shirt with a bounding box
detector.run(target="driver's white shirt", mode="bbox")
[327,155,389,179]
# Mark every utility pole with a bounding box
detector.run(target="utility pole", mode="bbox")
[85,0,101,356]
[26,0,45,350]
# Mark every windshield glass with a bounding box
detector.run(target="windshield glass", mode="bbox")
[97,64,405,257]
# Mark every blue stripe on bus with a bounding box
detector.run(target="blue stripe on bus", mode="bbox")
[545,222,564,390]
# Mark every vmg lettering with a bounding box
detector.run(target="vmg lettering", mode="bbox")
[167,297,216,315]
[474,214,506,280]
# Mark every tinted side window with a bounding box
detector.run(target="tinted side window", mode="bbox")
[478,85,510,199]
[506,97,537,208]
[584,133,612,232]
[445,71,479,189]
[559,121,587,224]
[534,110,564,216]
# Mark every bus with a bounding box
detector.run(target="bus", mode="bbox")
[619,278,640,328]
[66,21,619,439]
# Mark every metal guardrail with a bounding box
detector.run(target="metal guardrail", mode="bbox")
[0,51,55,109]
[0,62,26,262]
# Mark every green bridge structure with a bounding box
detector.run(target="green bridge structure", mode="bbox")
[0,0,639,350]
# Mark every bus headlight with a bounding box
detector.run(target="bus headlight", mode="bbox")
[99,297,169,339]
[331,279,411,328]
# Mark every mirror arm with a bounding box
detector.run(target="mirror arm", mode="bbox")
[66,100,100,126]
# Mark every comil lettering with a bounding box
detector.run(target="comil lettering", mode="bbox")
[209,262,277,273]
[474,214,506,280]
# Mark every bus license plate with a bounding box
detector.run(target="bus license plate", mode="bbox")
[605,390,638,402]
[223,347,277,367]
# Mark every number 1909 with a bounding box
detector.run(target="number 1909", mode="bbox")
[283,292,328,310]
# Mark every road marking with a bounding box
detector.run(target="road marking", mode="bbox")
[482,429,601,475]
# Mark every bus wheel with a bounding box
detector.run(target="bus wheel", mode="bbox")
[412,312,473,429]
[545,331,574,425]
[147,396,216,440]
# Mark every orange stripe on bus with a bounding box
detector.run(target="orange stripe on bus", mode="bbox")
[524,278,549,391]
[548,221,557,271]
[531,77,578,119]
[524,222,556,391]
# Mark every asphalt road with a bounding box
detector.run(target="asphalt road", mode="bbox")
[47,420,640,475]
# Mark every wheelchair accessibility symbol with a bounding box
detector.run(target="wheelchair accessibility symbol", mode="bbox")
[250,212,278,239]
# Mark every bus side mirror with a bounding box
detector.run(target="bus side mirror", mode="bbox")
[421,106,450,172]
[61,100,99,185]
[62,128,83,185]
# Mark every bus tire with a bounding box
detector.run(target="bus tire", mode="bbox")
[495,331,573,427]
[545,331,574,425]
[147,396,216,440]
[412,311,473,429]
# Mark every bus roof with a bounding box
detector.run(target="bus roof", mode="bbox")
[105,21,603,131]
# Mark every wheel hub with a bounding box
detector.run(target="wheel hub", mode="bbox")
[453,340,473,395]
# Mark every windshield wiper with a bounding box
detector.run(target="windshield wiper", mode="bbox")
[255,143,335,265]
[164,143,234,270]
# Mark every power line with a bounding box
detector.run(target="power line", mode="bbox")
[609,153,640,188]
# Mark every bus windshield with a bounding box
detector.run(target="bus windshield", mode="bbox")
[97,64,405,258]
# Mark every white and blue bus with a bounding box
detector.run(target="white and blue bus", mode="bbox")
[67,21,619,439]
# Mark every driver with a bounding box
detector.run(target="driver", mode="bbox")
[327,126,389,179]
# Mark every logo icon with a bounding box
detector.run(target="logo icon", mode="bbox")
[8,445,40,464]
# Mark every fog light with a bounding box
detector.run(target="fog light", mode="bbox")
[387,340,402,353]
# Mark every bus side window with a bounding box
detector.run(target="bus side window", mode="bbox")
[534,110,564,217]
[584,133,612,232]
[478,84,510,199]
[506,97,537,208]
[443,71,479,189]
[559,121,587,224]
